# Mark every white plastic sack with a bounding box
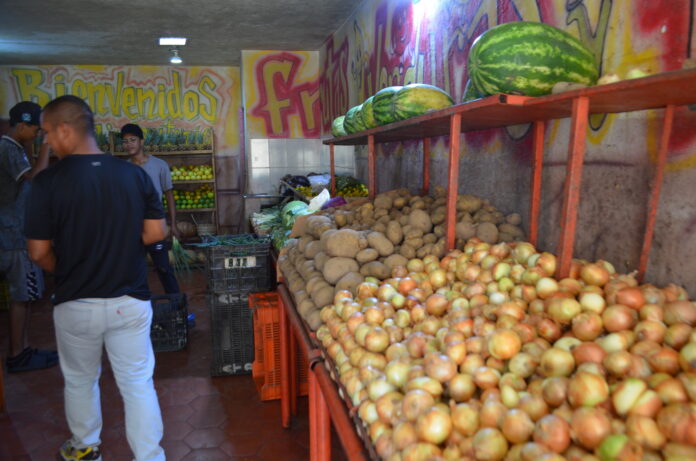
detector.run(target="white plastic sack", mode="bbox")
[307,188,331,212]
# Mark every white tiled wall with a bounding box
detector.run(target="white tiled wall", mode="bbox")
[247,138,356,195]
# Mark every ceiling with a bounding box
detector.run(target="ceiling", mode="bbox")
[0,0,360,66]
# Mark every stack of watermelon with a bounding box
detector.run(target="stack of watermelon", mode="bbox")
[465,21,599,100]
[331,83,454,137]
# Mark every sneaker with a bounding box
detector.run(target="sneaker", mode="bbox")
[5,347,58,373]
[58,440,102,461]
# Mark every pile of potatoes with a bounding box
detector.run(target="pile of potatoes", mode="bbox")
[278,187,525,330]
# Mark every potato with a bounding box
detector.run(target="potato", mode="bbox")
[416,243,434,259]
[360,261,390,279]
[319,229,337,251]
[372,222,387,234]
[374,194,393,210]
[311,285,335,309]
[402,206,411,215]
[356,248,379,264]
[322,257,359,284]
[306,309,322,330]
[386,221,404,245]
[298,299,316,317]
[399,244,416,259]
[476,222,499,244]
[297,235,314,254]
[432,241,447,258]
[335,272,364,296]
[404,226,423,240]
[433,185,447,198]
[498,223,524,238]
[334,211,348,228]
[314,251,330,272]
[476,212,495,223]
[404,237,424,249]
[289,278,305,294]
[423,233,438,244]
[457,194,482,213]
[498,232,514,242]
[431,207,446,225]
[433,225,445,238]
[455,222,476,240]
[399,215,410,226]
[506,213,522,226]
[306,215,333,238]
[306,276,325,294]
[324,229,363,258]
[304,240,322,259]
[411,200,426,210]
[374,208,389,220]
[393,197,407,209]
[383,254,408,273]
[367,231,395,256]
[408,209,433,233]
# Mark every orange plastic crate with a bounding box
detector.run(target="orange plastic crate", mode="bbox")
[249,292,309,401]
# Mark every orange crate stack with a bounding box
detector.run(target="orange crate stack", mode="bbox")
[249,292,309,401]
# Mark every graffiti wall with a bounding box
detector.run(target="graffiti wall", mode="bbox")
[0,65,245,231]
[242,50,321,138]
[319,0,696,293]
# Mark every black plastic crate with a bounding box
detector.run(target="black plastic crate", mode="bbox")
[209,292,254,376]
[203,234,273,293]
[150,293,188,353]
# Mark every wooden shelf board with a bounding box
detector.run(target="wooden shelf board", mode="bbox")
[172,179,215,185]
[175,207,216,212]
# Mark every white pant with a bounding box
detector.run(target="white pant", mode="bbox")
[54,296,165,461]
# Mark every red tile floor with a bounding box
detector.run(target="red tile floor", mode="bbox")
[1,269,348,460]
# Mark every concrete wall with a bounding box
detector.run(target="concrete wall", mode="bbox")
[319,0,696,294]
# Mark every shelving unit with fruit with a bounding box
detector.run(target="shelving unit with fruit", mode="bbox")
[109,128,219,236]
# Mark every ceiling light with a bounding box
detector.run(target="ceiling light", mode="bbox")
[159,37,187,46]
[170,49,182,64]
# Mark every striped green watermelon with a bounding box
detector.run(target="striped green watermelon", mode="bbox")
[467,21,598,98]
[361,96,378,129]
[343,105,366,134]
[331,116,347,137]
[372,86,402,125]
[392,84,454,120]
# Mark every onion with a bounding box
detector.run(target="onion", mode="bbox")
[602,304,637,332]
[536,277,559,299]
[358,400,379,425]
[401,442,442,461]
[616,287,645,310]
[444,340,467,365]
[519,442,549,461]
[626,414,666,450]
[425,293,449,316]
[572,342,607,365]
[429,268,448,289]
[500,373,526,392]
[639,303,664,322]
[447,373,476,402]
[596,434,643,461]
[407,258,425,273]
[474,366,501,390]
[359,352,387,370]
[664,301,696,326]
[554,337,581,352]
[508,353,538,379]
[473,428,509,461]
[572,312,603,341]
[547,298,582,325]
[533,414,570,453]
[424,352,457,383]
[487,329,522,360]
[603,350,633,377]
[375,391,403,424]
[405,376,443,398]
[647,347,680,375]
[384,359,410,388]
[393,420,418,450]
[567,371,609,407]
[460,354,485,375]
[416,406,452,445]
[570,407,612,449]
[629,389,662,418]
[479,399,507,428]
[662,283,689,302]
[657,403,696,445]
[518,394,549,422]
[655,377,688,404]
[680,342,696,372]
[374,431,396,459]
[580,263,610,287]
[451,402,480,436]
[612,378,647,415]
[540,347,575,377]
[579,292,606,314]
[664,323,693,350]
[542,377,569,407]
[385,342,408,362]
[401,388,435,421]
[634,320,666,343]
[597,332,630,353]
[365,326,390,352]
[537,319,562,343]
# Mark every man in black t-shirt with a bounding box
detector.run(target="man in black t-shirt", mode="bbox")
[25,96,166,461]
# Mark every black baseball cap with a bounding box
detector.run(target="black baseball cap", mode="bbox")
[120,123,144,139]
[9,101,41,127]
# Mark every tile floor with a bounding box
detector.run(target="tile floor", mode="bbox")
[1,269,347,460]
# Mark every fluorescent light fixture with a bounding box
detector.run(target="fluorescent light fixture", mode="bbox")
[159,37,187,46]
[170,49,182,64]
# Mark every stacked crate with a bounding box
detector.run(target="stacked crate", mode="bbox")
[205,234,273,376]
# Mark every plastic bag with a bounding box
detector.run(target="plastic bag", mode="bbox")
[321,196,347,210]
[307,188,331,212]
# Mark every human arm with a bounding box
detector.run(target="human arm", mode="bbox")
[27,239,56,273]
[164,189,181,240]
[143,218,167,245]
[23,141,51,181]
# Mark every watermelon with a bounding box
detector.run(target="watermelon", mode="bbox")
[392,84,454,120]
[372,86,402,125]
[331,116,347,137]
[361,96,379,129]
[343,105,366,134]
[467,21,598,97]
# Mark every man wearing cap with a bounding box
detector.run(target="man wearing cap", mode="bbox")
[0,101,57,372]
[120,123,180,294]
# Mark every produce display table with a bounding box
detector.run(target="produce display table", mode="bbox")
[323,68,696,280]
[277,283,370,460]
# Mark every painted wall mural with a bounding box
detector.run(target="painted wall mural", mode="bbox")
[242,50,321,138]
[0,65,241,154]
[319,0,696,293]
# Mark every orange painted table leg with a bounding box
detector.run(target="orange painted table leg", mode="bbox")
[278,291,292,428]
[329,143,336,195]
[290,328,298,416]
[309,369,331,461]
[556,96,590,279]
[445,113,462,250]
[529,121,545,247]
[638,104,675,281]
[422,138,431,195]
[368,135,376,200]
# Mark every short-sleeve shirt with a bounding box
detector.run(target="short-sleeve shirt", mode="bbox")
[24,154,165,305]
[134,155,172,204]
[0,136,32,250]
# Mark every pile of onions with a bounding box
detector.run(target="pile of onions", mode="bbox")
[312,238,696,461]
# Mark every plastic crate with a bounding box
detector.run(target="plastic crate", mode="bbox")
[150,294,188,353]
[249,292,309,401]
[204,234,273,293]
[209,292,254,376]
